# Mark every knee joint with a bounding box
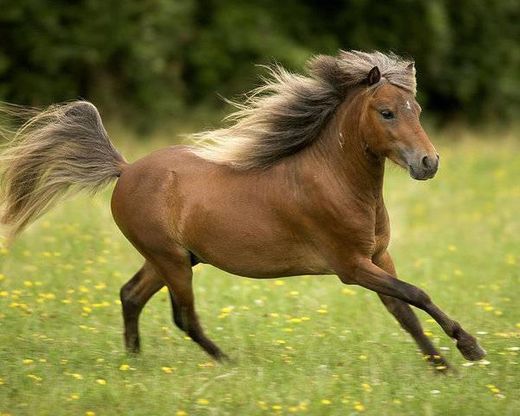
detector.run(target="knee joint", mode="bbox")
[120,284,141,316]
[406,286,430,305]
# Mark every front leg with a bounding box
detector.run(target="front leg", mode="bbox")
[374,251,450,370]
[339,257,486,362]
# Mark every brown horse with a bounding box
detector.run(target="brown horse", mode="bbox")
[0,50,485,370]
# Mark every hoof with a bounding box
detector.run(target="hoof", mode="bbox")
[217,353,231,363]
[125,342,141,354]
[425,354,452,374]
[433,365,453,375]
[211,350,231,363]
[457,335,486,361]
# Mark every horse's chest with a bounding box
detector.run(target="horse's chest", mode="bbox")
[373,219,390,256]
[374,231,390,255]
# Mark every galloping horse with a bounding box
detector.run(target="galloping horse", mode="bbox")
[0,51,485,370]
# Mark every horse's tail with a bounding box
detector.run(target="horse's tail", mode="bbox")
[0,100,127,241]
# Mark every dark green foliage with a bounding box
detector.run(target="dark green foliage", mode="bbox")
[0,0,518,128]
[0,0,194,128]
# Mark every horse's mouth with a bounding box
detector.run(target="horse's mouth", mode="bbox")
[408,165,437,181]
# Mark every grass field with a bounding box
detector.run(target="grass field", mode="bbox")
[0,130,518,416]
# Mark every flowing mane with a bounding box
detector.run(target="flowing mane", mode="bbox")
[191,50,416,170]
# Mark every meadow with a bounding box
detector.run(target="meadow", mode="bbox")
[0,129,518,416]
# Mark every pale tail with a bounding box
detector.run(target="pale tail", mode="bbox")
[0,101,126,240]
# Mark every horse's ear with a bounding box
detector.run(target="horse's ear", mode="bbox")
[367,66,381,86]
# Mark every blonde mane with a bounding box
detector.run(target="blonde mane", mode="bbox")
[191,50,416,170]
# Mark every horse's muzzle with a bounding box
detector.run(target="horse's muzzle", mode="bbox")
[408,154,439,180]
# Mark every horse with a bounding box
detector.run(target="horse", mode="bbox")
[0,50,485,370]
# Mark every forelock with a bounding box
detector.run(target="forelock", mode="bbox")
[336,50,416,95]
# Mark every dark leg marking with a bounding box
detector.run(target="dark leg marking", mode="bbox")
[152,252,228,361]
[344,259,486,362]
[374,252,451,370]
[120,262,163,353]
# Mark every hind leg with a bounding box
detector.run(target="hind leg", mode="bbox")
[150,249,228,361]
[120,262,164,353]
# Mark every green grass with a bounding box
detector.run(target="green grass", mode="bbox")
[0,131,519,416]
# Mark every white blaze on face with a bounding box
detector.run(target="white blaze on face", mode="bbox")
[406,100,412,110]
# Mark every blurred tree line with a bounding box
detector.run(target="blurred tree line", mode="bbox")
[0,0,518,130]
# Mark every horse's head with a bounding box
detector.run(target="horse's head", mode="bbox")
[360,66,439,180]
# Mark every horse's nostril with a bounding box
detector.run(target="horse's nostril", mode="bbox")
[421,155,430,168]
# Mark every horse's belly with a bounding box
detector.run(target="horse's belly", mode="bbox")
[196,244,332,278]
[185,221,332,278]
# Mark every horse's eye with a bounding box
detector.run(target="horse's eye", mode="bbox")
[380,110,395,120]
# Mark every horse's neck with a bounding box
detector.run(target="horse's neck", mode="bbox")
[301,103,386,206]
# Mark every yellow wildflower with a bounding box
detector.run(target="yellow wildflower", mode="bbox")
[354,402,365,412]
[257,401,268,410]
[361,383,372,392]
[197,362,214,368]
